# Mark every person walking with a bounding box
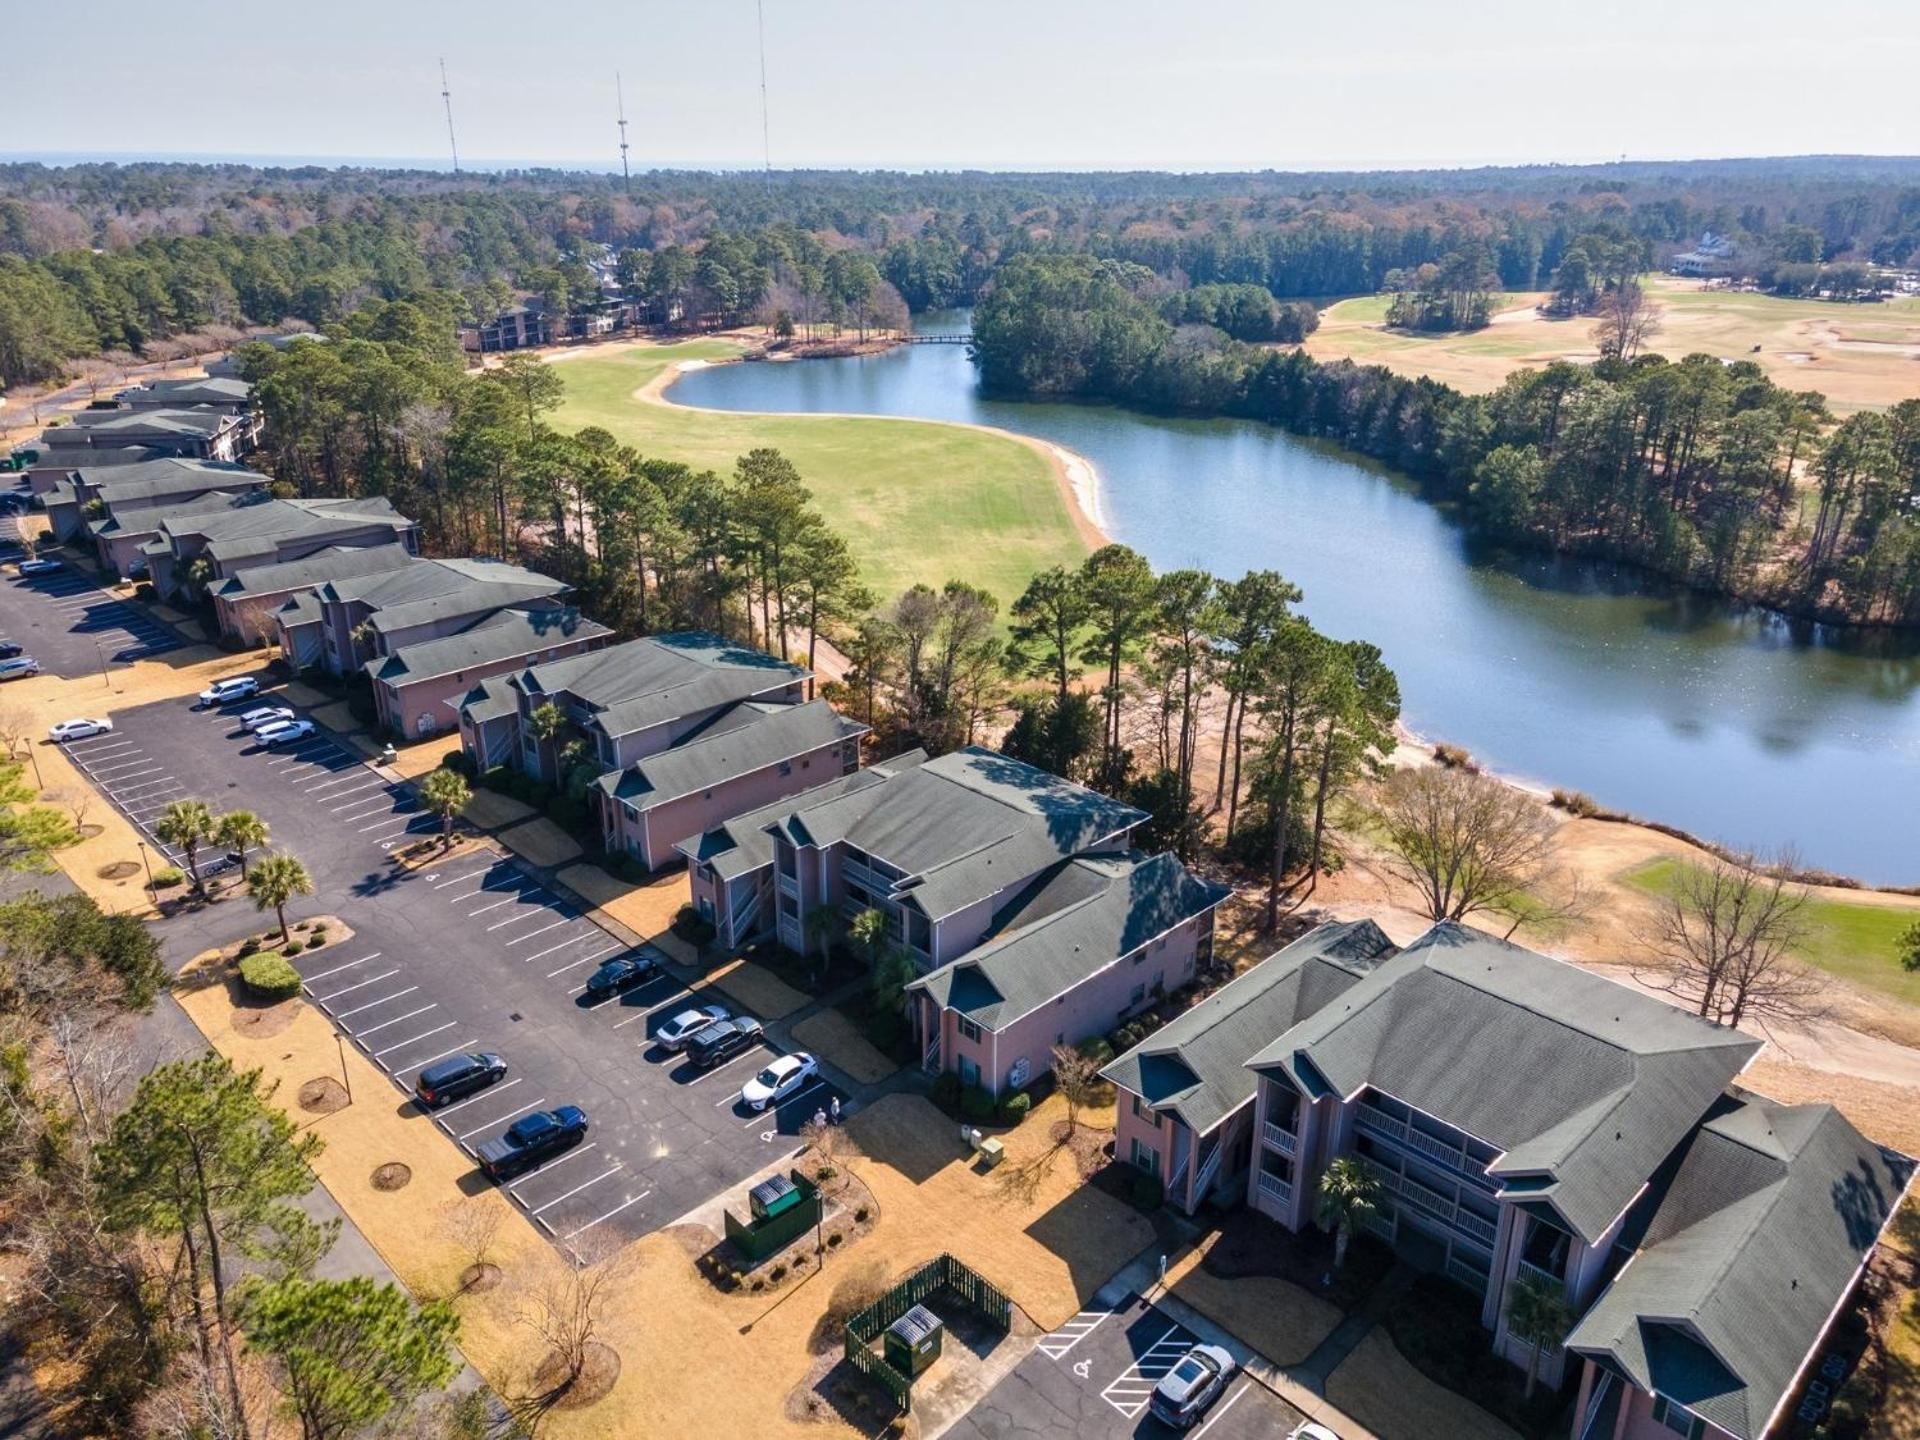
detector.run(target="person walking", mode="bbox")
[830,1096,842,1125]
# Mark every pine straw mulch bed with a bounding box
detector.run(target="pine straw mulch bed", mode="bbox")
[694,1149,881,1297]
[175,916,357,1040]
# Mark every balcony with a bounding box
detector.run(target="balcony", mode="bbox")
[777,872,800,901]
[1446,1255,1492,1293]
[1517,1259,1565,1293]
[1257,1171,1293,1209]
[1360,1157,1497,1246]
[1354,1103,1408,1144]
[1262,1121,1298,1157]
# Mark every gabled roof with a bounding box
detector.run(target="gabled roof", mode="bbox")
[158,496,412,565]
[511,631,807,738]
[595,699,866,813]
[1101,919,1398,1136]
[1568,1094,1914,1440]
[764,746,1148,921]
[908,851,1229,1031]
[219,543,418,600]
[58,458,260,508]
[1247,923,1761,1243]
[44,407,235,443]
[123,377,252,407]
[676,750,931,880]
[374,606,611,686]
[90,481,272,539]
[455,675,521,727]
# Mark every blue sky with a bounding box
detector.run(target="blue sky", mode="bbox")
[9,0,1919,171]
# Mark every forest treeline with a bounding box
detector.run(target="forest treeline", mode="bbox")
[6,156,1920,387]
[975,255,1920,627]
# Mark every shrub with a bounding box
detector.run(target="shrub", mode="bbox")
[295,921,312,932]
[441,751,475,778]
[826,1231,843,1248]
[526,782,554,810]
[236,936,259,958]
[960,1085,995,1123]
[281,939,305,955]
[998,1091,1032,1126]
[311,925,327,939]
[931,1072,962,1112]
[481,765,511,792]
[670,906,716,945]
[1551,788,1601,817]
[1432,742,1478,772]
[1129,1172,1165,1210]
[750,1277,765,1292]
[546,796,587,831]
[769,1263,788,1283]
[133,582,156,603]
[305,934,324,949]
[239,952,301,1001]
[151,866,185,889]
[815,1164,837,1182]
[1076,1036,1115,1065]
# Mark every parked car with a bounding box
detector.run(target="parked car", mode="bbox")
[0,657,40,681]
[583,951,660,1000]
[49,718,113,742]
[476,1106,588,1180]
[255,718,316,748]
[196,676,259,708]
[414,1052,507,1108]
[1285,1425,1341,1440]
[686,1016,764,1071]
[740,1052,818,1111]
[656,1003,729,1051]
[237,705,296,733]
[0,641,24,659]
[17,558,62,576]
[1149,1345,1237,1429]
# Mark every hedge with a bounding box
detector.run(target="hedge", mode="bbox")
[150,866,185,889]
[239,952,301,1002]
[997,1091,1031,1126]
[931,1072,961,1112]
[960,1085,995,1123]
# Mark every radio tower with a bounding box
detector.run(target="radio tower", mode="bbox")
[756,0,772,188]
[439,59,461,175]
[616,72,632,192]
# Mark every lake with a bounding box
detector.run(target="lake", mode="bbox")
[671,315,1920,885]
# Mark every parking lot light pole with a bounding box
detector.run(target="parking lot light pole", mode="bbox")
[137,840,154,891]
[94,639,109,688]
[336,1032,353,1106]
[19,739,42,791]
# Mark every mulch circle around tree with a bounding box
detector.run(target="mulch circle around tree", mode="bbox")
[371,1162,412,1191]
[530,1343,620,1410]
[74,824,105,841]
[459,1262,503,1295]
[297,1076,348,1115]
[233,999,296,1038]
[97,860,141,880]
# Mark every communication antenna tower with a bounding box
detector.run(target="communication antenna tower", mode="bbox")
[757,0,772,187]
[439,59,461,175]
[617,72,632,192]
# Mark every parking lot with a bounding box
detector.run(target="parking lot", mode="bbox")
[3,558,184,673]
[945,1293,1306,1439]
[65,692,846,1258]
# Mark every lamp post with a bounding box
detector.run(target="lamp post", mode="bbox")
[137,840,154,892]
[336,1032,352,1106]
[94,638,109,689]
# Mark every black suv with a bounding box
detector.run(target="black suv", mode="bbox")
[686,1016,765,1071]
[414,1051,507,1107]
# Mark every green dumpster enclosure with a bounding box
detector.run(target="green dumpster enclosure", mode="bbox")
[884,1304,943,1378]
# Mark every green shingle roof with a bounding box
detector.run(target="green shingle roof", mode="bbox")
[907,851,1229,1031]
[219,543,417,599]
[1101,918,1397,1136]
[374,606,610,686]
[1568,1093,1914,1440]
[520,631,806,738]
[1247,923,1761,1243]
[324,555,571,634]
[675,750,931,880]
[595,699,865,812]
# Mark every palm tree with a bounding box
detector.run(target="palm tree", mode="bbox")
[1506,1271,1577,1400]
[420,768,472,850]
[214,809,268,880]
[154,799,214,894]
[803,903,838,986]
[848,907,888,974]
[248,854,314,946]
[1314,1156,1383,1272]
[527,702,567,782]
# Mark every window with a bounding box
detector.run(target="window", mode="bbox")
[1130,1138,1161,1177]
[1129,981,1147,1007]
[1651,1397,1703,1439]
[777,760,792,778]
[957,1017,982,1044]
[958,1056,980,1088]
[1131,1096,1151,1122]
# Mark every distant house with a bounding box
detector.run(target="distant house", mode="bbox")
[144,495,417,605]
[908,849,1228,1097]
[38,406,256,464]
[205,331,325,379]
[1672,231,1738,276]
[465,304,553,353]
[677,746,1147,971]
[40,458,268,574]
[1103,919,1915,1440]
[116,377,255,416]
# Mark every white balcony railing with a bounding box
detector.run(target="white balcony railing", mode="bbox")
[1263,1120,1297,1157]
[1257,1171,1293,1209]
[1354,1104,1408,1143]
[1517,1259,1565,1293]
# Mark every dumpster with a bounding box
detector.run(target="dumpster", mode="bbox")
[749,1173,803,1222]
[883,1304,943,1379]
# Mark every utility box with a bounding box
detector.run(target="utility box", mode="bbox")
[884,1305,944,1378]
[749,1173,802,1222]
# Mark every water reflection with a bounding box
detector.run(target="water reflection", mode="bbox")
[670,316,1920,882]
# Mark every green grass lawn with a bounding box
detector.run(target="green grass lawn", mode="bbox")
[1626,859,1920,1007]
[551,343,1090,613]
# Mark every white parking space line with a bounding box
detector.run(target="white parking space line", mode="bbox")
[546,944,619,978]
[309,968,401,1003]
[456,1096,546,1140]
[434,863,501,889]
[521,930,604,961]
[391,1043,473,1076]
[300,953,380,985]
[371,1022,457,1059]
[1188,1382,1249,1439]
[330,984,417,1018]
[467,891,533,916]
[505,917,576,947]
[353,1003,437,1038]
[359,813,422,835]
[1098,1327,1193,1419]
[683,1047,772,1085]
[560,1190,651,1242]
[333,796,401,820]
[96,761,162,779]
[504,1142,600,1190]
[486,907,558,932]
[529,1164,624,1215]
[1037,1310,1114,1359]
[741,1077,832,1128]
[432,1077,521,1117]
[303,772,380,794]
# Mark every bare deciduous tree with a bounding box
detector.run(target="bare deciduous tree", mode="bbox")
[439,1197,504,1288]
[1593,278,1661,361]
[0,706,32,761]
[55,785,94,834]
[1051,1044,1103,1135]
[1375,765,1558,925]
[517,1236,628,1412]
[1635,848,1826,1032]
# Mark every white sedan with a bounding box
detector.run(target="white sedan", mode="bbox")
[196,676,259,709]
[741,1052,818,1112]
[656,1004,729,1051]
[238,705,296,733]
[255,718,316,748]
[49,717,113,742]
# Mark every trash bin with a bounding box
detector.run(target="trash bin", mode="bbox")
[883,1304,943,1378]
[749,1173,802,1222]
